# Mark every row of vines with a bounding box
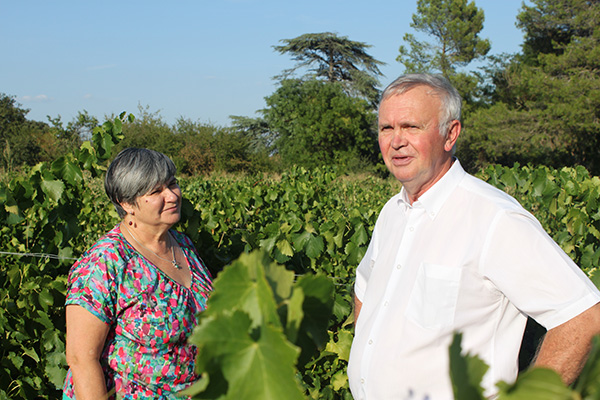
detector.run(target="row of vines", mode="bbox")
[1,116,600,399]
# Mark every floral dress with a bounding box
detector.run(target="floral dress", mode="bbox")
[62,226,212,399]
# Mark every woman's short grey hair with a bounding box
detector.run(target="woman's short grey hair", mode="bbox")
[379,73,462,138]
[105,148,177,218]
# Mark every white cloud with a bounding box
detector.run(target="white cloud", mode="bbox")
[20,94,51,102]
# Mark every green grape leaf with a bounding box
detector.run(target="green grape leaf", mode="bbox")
[496,368,573,400]
[190,311,304,400]
[305,234,324,259]
[40,179,65,203]
[51,157,83,184]
[203,251,282,328]
[277,239,294,257]
[449,332,487,400]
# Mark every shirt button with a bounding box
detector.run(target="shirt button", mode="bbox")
[409,226,415,232]
[396,264,401,269]
[384,301,389,307]
[361,378,365,384]
[368,339,373,345]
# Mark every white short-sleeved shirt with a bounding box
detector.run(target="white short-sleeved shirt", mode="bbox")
[347,160,600,400]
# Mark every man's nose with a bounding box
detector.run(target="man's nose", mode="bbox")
[390,129,407,149]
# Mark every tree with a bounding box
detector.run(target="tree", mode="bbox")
[0,94,60,170]
[173,117,216,175]
[229,115,279,172]
[516,0,600,63]
[0,94,29,141]
[262,79,378,170]
[458,0,600,174]
[229,115,274,155]
[118,105,184,159]
[397,0,490,105]
[273,32,385,106]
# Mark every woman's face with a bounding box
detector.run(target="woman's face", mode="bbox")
[129,176,182,229]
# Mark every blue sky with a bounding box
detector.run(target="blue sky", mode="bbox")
[1,1,527,127]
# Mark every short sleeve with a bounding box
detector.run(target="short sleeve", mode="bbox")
[482,210,600,330]
[65,242,120,324]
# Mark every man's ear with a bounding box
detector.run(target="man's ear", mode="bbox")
[444,120,461,152]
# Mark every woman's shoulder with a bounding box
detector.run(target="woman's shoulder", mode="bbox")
[72,226,131,272]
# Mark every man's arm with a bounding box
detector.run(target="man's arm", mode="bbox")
[354,296,363,326]
[534,302,600,384]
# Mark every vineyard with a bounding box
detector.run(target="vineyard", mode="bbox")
[2,117,600,399]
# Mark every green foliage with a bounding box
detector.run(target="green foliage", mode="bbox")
[183,250,334,399]
[396,0,490,105]
[179,167,398,399]
[262,79,378,171]
[0,93,65,171]
[517,0,600,63]
[115,107,276,175]
[462,0,600,175]
[449,333,488,399]
[273,32,384,106]
[116,105,183,161]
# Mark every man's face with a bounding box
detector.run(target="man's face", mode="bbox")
[378,85,458,202]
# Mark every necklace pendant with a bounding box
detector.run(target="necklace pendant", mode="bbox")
[172,260,182,270]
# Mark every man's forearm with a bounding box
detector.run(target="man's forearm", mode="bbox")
[533,303,600,384]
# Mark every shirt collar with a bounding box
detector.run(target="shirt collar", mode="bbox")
[397,159,466,218]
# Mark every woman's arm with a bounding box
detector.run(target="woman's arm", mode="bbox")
[65,304,111,400]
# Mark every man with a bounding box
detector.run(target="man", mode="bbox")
[347,73,600,400]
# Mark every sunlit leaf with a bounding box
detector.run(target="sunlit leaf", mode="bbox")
[496,368,573,400]
[40,180,64,203]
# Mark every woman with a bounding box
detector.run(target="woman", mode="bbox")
[63,148,212,399]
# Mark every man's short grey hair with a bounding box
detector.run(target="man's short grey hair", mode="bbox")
[379,73,462,138]
[104,148,177,218]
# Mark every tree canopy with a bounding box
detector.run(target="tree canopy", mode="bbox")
[397,0,490,106]
[517,0,600,63]
[397,0,490,75]
[458,0,600,174]
[262,79,378,170]
[273,32,385,106]
[0,94,70,171]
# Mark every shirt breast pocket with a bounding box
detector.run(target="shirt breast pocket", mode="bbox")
[405,263,462,330]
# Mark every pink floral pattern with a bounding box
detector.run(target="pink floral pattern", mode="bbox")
[63,226,212,399]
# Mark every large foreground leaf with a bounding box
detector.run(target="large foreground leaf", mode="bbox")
[185,250,323,400]
[496,368,574,400]
[188,311,304,400]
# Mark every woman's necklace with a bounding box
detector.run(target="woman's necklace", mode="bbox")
[121,223,182,270]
